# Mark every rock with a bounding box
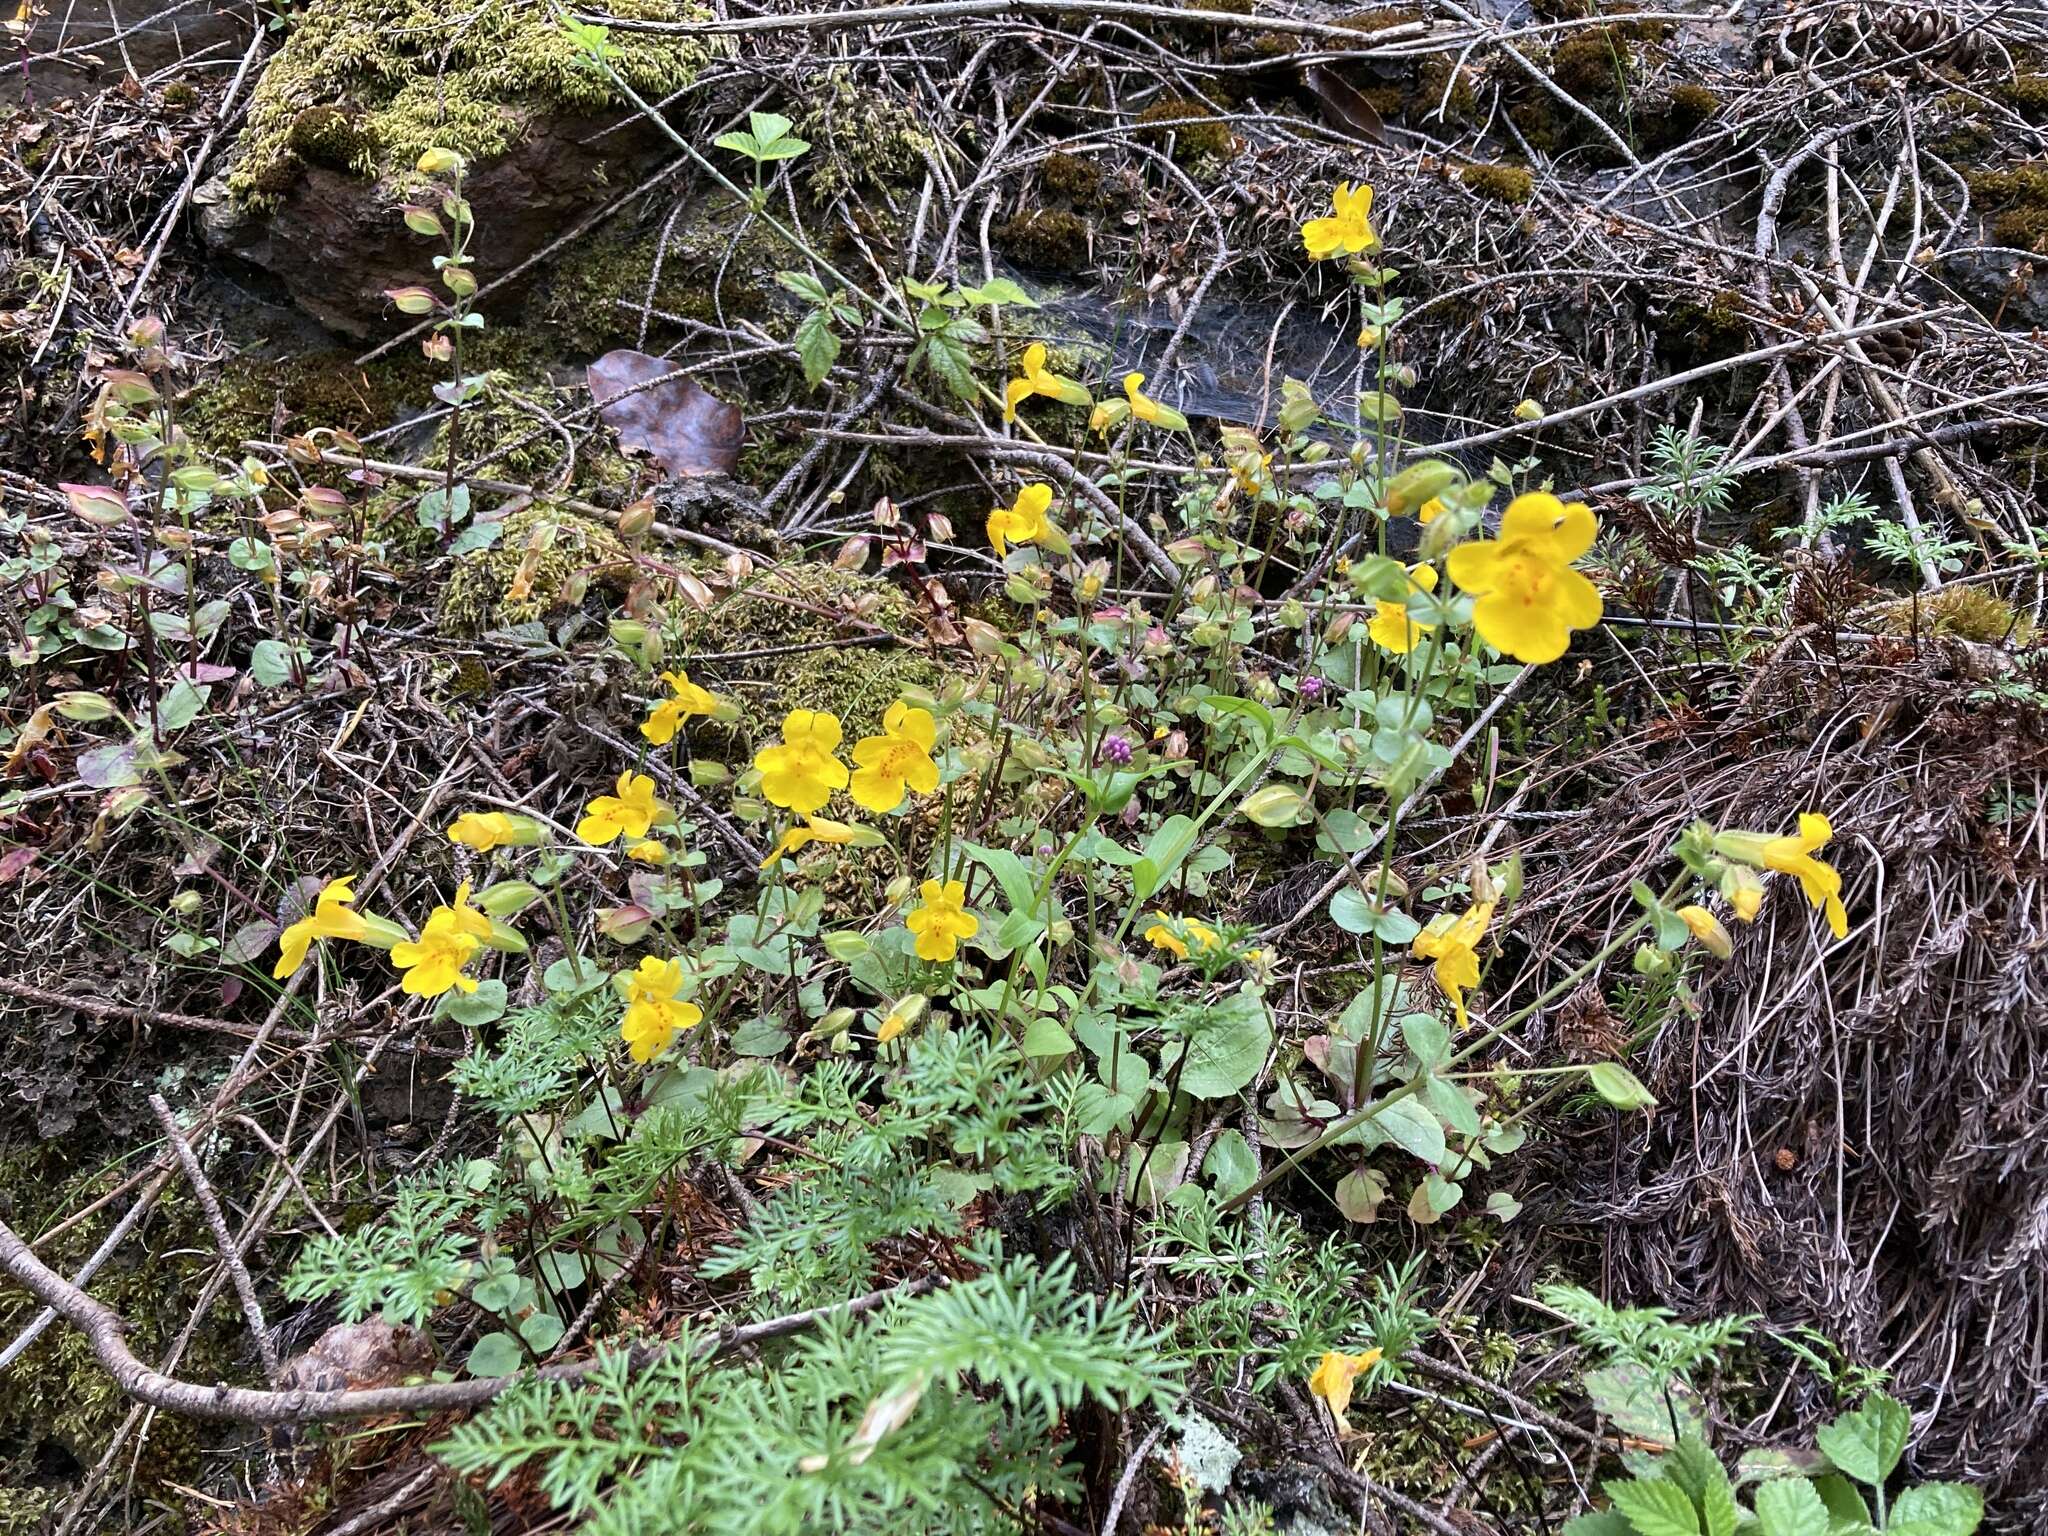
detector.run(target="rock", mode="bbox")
[198,110,671,339]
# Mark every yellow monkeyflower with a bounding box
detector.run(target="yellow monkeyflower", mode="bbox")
[641,668,722,746]
[274,875,372,979]
[1308,1348,1383,1427]
[876,994,927,1045]
[1144,912,1219,960]
[1716,813,1848,939]
[905,878,978,962]
[1301,181,1379,260]
[753,709,850,814]
[1412,900,1495,1029]
[446,811,542,852]
[627,838,670,864]
[1366,563,1438,654]
[390,881,492,998]
[987,483,1053,558]
[761,813,861,868]
[1721,863,1765,923]
[1418,497,1445,524]
[1445,491,1603,664]
[1677,904,1733,959]
[618,955,703,1063]
[1123,372,1189,433]
[850,701,940,813]
[577,771,669,846]
[1002,342,1092,422]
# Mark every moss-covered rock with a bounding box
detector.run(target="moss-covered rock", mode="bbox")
[439,502,633,632]
[1971,161,2048,249]
[797,66,934,199]
[1041,151,1104,202]
[1136,97,1236,164]
[286,104,377,175]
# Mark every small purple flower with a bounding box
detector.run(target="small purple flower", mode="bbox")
[1098,732,1133,766]
[1298,675,1325,701]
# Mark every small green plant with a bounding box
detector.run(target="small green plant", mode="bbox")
[714,109,812,207]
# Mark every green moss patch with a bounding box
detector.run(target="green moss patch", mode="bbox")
[1459,162,1535,205]
[227,0,717,206]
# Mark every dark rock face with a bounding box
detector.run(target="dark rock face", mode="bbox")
[199,110,670,339]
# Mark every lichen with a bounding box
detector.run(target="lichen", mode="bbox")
[438,503,632,632]
[797,66,934,199]
[227,0,718,206]
[1135,97,1236,163]
[995,208,1093,274]
[1459,162,1535,205]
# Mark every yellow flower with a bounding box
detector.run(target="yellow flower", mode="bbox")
[1002,342,1092,422]
[274,875,372,979]
[987,483,1053,558]
[641,668,722,746]
[1366,563,1438,654]
[876,994,927,1045]
[446,811,542,852]
[1144,912,1218,960]
[1307,1348,1383,1426]
[1124,372,1189,433]
[761,813,860,868]
[1445,491,1603,664]
[752,709,850,814]
[1721,864,1765,922]
[1418,497,1444,524]
[626,838,670,864]
[850,701,940,813]
[1412,900,1495,1029]
[905,878,978,963]
[1301,181,1379,260]
[618,955,703,1064]
[1678,904,1733,959]
[1088,398,1130,435]
[1762,813,1848,939]
[576,771,669,846]
[390,881,492,998]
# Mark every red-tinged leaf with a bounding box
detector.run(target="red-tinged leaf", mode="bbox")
[219,975,244,1009]
[384,286,438,316]
[100,367,159,405]
[588,349,743,478]
[834,536,872,571]
[60,482,130,527]
[0,846,38,886]
[881,536,926,571]
[175,661,238,684]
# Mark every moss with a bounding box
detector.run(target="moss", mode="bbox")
[438,502,632,632]
[1041,151,1103,201]
[1636,82,1720,153]
[1999,74,2048,123]
[286,104,377,174]
[797,66,934,199]
[1135,97,1235,163]
[995,208,1093,274]
[1865,585,2035,645]
[1658,288,1751,368]
[1972,162,2048,248]
[1416,56,1481,123]
[1459,162,1534,204]
[1339,6,1422,29]
[161,80,200,110]
[670,563,939,741]
[1551,28,1632,101]
[1506,93,1561,152]
[179,348,414,453]
[529,204,781,353]
[228,0,718,206]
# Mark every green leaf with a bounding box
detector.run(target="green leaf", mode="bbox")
[1587,1061,1658,1111]
[249,638,300,688]
[731,1016,792,1057]
[1887,1483,1981,1536]
[1809,1475,1870,1531]
[1815,1393,1910,1488]
[1604,1475,1701,1536]
[1020,1013,1075,1059]
[1358,1094,1445,1164]
[957,277,1037,307]
[1165,991,1273,1099]
[1751,1479,1830,1536]
[1334,1165,1388,1222]
[449,518,501,557]
[1584,1362,1700,1444]
[1328,884,1418,941]
[916,331,979,402]
[794,305,841,387]
[963,842,1038,913]
[466,1331,524,1378]
[1131,814,1198,902]
[1664,1438,1737,1536]
[518,1310,566,1354]
[442,979,508,1028]
[776,269,831,305]
[1561,1517,1637,1536]
[155,678,209,733]
[1202,1130,1258,1197]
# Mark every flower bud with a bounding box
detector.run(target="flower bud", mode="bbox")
[416,146,465,176]
[1677,904,1733,960]
[1512,398,1544,423]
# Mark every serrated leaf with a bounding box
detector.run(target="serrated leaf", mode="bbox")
[1815,1393,1910,1488]
[1751,1478,1830,1536]
[1888,1483,1981,1536]
[1604,1475,1701,1536]
[794,305,841,388]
